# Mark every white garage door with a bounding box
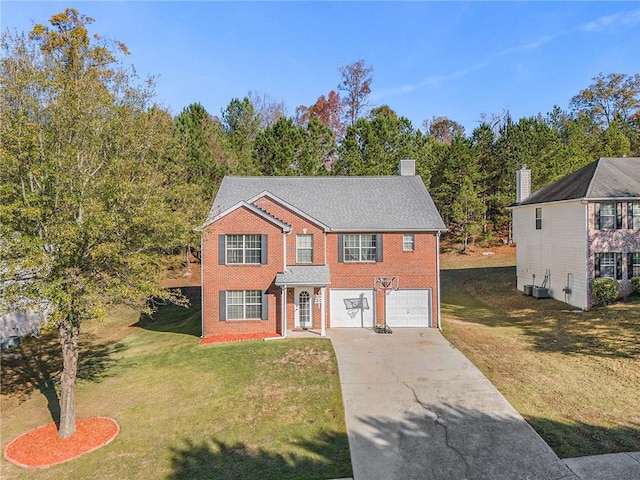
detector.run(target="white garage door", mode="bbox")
[385,289,431,327]
[330,289,375,328]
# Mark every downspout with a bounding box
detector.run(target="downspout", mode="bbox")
[282,232,288,338]
[320,287,326,336]
[436,231,442,330]
[200,232,205,339]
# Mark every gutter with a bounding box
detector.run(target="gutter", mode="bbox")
[436,231,442,331]
[200,232,204,339]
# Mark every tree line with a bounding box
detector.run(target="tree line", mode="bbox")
[0,9,638,438]
[179,69,639,250]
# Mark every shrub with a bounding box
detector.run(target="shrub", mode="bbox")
[632,277,640,294]
[591,278,619,306]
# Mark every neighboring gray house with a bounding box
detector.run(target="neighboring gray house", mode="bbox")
[510,157,640,310]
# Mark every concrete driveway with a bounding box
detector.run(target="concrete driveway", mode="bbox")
[329,328,577,480]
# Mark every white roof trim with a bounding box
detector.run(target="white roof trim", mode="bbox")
[247,191,330,231]
[198,201,292,232]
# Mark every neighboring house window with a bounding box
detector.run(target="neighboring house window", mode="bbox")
[595,252,622,280]
[629,252,640,279]
[535,208,542,230]
[222,290,264,320]
[403,234,415,251]
[629,202,640,229]
[296,234,313,263]
[595,202,622,229]
[340,234,382,262]
[219,234,267,264]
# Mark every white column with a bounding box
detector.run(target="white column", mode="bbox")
[281,285,287,338]
[320,287,326,336]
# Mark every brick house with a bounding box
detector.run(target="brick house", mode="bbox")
[199,159,446,339]
[510,157,640,309]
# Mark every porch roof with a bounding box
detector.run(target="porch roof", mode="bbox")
[275,265,331,287]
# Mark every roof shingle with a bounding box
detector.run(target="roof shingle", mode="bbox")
[204,175,446,231]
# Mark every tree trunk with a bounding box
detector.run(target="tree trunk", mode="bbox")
[58,316,80,438]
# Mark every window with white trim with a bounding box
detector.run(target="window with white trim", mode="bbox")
[535,208,542,230]
[403,234,415,251]
[296,234,313,263]
[596,202,622,230]
[629,202,640,229]
[226,234,261,264]
[344,234,377,262]
[226,290,262,320]
[629,252,640,279]
[595,252,622,280]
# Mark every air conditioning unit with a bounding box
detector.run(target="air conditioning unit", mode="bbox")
[533,286,549,299]
[523,285,534,296]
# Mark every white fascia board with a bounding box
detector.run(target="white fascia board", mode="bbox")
[247,191,330,231]
[200,201,292,232]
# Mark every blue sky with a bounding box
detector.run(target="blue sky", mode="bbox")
[2,1,639,133]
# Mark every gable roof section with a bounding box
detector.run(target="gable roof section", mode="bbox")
[200,200,292,231]
[204,176,446,231]
[515,157,640,206]
[247,191,330,230]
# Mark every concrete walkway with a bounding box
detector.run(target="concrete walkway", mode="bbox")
[328,328,640,480]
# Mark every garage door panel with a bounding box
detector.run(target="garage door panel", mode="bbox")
[330,289,374,328]
[386,289,431,327]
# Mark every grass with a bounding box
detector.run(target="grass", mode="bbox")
[0,287,351,480]
[440,245,640,458]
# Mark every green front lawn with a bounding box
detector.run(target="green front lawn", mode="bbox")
[0,288,351,480]
[440,248,640,458]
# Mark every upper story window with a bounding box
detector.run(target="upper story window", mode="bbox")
[535,208,542,230]
[219,234,266,265]
[403,234,415,251]
[595,252,622,280]
[341,234,382,262]
[595,202,622,230]
[296,234,313,263]
[629,202,640,229]
[629,252,640,279]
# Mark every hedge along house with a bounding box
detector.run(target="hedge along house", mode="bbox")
[509,157,640,310]
[198,159,447,339]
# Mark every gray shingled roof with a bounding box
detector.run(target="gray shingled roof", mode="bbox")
[275,265,331,286]
[516,157,640,206]
[204,175,446,231]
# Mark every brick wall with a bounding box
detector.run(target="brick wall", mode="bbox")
[202,199,441,337]
[325,232,439,327]
[201,206,285,337]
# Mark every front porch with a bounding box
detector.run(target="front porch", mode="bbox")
[276,265,330,337]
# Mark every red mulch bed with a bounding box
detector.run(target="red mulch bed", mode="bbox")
[4,417,119,469]
[199,332,281,345]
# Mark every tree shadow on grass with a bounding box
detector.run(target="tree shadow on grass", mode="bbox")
[132,286,201,337]
[0,330,125,422]
[441,266,640,359]
[166,405,640,480]
[167,430,352,480]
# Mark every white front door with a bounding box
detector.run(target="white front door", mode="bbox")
[295,288,313,329]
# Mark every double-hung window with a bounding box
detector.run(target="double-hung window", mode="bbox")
[225,290,263,320]
[535,208,542,230]
[403,234,415,251]
[629,252,640,279]
[344,234,377,262]
[296,234,313,263]
[595,202,622,230]
[629,202,640,229]
[222,234,264,264]
[595,252,622,280]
